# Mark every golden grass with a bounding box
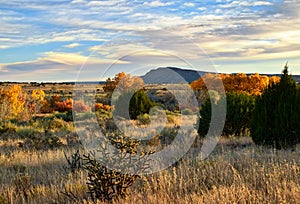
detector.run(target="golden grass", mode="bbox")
[0,136,299,204]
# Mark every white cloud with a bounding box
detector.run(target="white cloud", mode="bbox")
[198,7,207,11]
[64,43,81,48]
[184,2,195,7]
[252,1,273,6]
[220,1,273,8]
[0,45,9,49]
[215,9,222,14]
[71,0,85,4]
[87,0,123,7]
[143,0,174,7]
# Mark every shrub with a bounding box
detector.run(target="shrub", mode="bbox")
[55,98,73,112]
[159,125,180,146]
[137,114,151,125]
[82,134,150,202]
[0,121,17,134]
[199,92,255,137]
[16,127,40,139]
[167,114,175,123]
[95,103,104,111]
[64,150,82,174]
[48,117,71,130]
[54,111,73,122]
[251,65,300,149]
[44,95,62,113]
[24,134,64,150]
[73,100,92,113]
[114,90,156,120]
[95,103,111,112]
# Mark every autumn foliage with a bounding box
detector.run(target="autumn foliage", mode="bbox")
[0,85,45,120]
[54,98,73,112]
[190,73,280,96]
[42,96,93,113]
[3,85,26,117]
[72,101,91,113]
[95,103,111,112]
[103,72,144,92]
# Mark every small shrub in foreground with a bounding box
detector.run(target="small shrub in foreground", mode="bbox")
[82,135,151,202]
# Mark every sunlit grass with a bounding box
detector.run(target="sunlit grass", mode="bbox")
[0,136,299,204]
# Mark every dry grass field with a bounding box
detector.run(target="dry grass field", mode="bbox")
[0,136,299,204]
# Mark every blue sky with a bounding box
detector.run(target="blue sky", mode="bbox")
[0,0,300,82]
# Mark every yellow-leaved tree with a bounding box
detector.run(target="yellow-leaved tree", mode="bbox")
[29,89,46,115]
[0,85,46,121]
[190,73,280,96]
[5,85,26,119]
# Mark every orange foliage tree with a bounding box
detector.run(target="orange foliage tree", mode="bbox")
[42,96,72,113]
[103,72,144,92]
[54,98,73,112]
[190,73,280,96]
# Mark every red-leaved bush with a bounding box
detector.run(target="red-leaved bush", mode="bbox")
[73,100,92,113]
[55,99,73,112]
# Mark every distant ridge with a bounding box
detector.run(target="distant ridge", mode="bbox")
[142,67,300,84]
[142,67,210,84]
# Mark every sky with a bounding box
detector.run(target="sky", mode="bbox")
[0,0,300,82]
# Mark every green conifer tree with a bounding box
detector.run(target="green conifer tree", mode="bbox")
[251,64,300,148]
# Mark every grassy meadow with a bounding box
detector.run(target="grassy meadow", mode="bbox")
[0,136,299,203]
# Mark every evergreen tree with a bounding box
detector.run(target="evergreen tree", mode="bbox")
[198,92,255,137]
[114,90,155,120]
[251,64,300,149]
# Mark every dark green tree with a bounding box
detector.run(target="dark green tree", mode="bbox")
[251,64,300,149]
[199,92,255,137]
[114,90,155,120]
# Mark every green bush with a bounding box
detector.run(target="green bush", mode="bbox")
[17,127,41,138]
[24,134,64,150]
[114,90,156,120]
[251,65,300,149]
[0,121,17,134]
[159,125,180,146]
[199,92,255,137]
[137,114,151,125]
[54,110,73,122]
[167,114,175,123]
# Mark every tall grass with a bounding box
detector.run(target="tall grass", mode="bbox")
[0,136,299,203]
